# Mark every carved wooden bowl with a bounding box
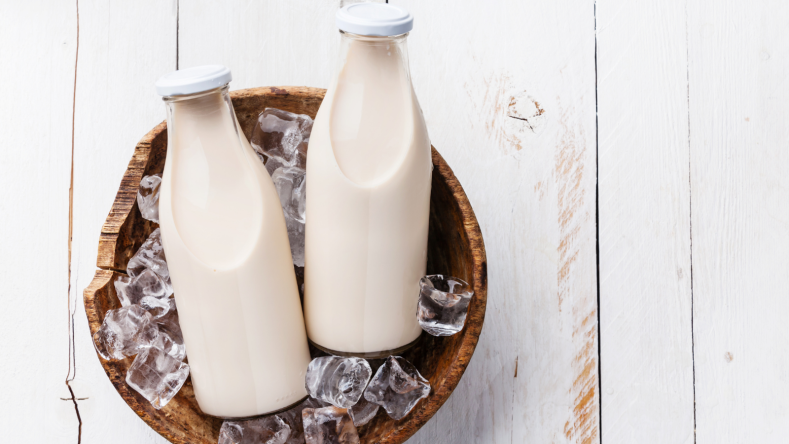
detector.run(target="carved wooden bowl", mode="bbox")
[83,86,487,443]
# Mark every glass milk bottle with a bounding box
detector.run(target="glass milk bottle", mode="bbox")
[304,4,431,357]
[155,66,310,418]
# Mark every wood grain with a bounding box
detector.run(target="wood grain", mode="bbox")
[688,0,789,441]
[596,1,695,442]
[83,87,488,444]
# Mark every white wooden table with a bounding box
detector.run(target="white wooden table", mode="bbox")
[2,0,787,442]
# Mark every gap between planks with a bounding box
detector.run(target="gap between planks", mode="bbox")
[684,0,698,441]
[66,0,82,443]
[593,0,603,441]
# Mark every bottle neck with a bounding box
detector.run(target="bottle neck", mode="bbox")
[335,31,412,85]
[164,85,232,122]
[163,85,244,162]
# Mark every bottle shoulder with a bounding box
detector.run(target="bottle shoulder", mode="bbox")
[309,84,429,189]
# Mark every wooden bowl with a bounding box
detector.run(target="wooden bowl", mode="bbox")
[83,86,487,444]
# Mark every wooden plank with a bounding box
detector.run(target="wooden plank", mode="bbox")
[688,0,789,441]
[182,1,599,442]
[596,1,696,443]
[0,0,78,441]
[69,0,176,442]
[392,1,600,442]
[179,0,340,90]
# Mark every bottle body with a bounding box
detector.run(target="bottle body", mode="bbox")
[158,86,310,418]
[304,32,431,356]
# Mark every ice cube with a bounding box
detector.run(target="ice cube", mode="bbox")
[302,406,360,444]
[251,108,313,170]
[152,331,184,362]
[271,167,307,224]
[363,356,430,420]
[417,275,474,336]
[143,295,174,320]
[127,228,172,296]
[287,220,305,267]
[114,275,141,306]
[126,346,190,409]
[279,397,328,444]
[305,356,372,409]
[115,269,167,302]
[93,305,158,360]
[219,415,291,444]
[269,165,307,267]
[114,270,171,318]
[348,396,379,427]
[137,174,161,223]
[262,155,289,177]
[152,299,185,360]
[218,422,244,444]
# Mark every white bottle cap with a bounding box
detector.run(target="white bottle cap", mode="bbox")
[155,65,233,97]
[335,3,413,37]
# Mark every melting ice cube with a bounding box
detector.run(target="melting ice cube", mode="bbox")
[93,305,158,360]
[302,406,359,444]
[305,356,372,409]
[286,218,305,268]
[251,108,313,172]
[348,396,379,427]
[270,166,307,267]
[114,270,172,318]
[137,174,161,223]
[126,346,189,409]
[278,397,328,444]
[219,415,291,444]
[152,299,185,361]
[127,228,172,296]
[271,166,307,224]
[416,275,474,336]
[363,356,430,420]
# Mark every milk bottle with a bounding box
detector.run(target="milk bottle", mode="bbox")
[155,66,310,418]
[304,4,431,357]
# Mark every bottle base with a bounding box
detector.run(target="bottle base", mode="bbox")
[205,394,310,420]
[308,334,422,359]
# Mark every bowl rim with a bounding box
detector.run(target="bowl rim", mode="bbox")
[83,86,488,444]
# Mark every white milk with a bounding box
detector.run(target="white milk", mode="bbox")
[156,69,310,418]
[304,25,432,355]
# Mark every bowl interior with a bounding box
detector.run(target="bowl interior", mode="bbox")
[84,86,487,444]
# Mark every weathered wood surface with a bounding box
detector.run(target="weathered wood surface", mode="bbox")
[0,1,78,442]
[3,0,789,442]
[688,1,789,442]
[84,86,488,444]
[596,1,695,443]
